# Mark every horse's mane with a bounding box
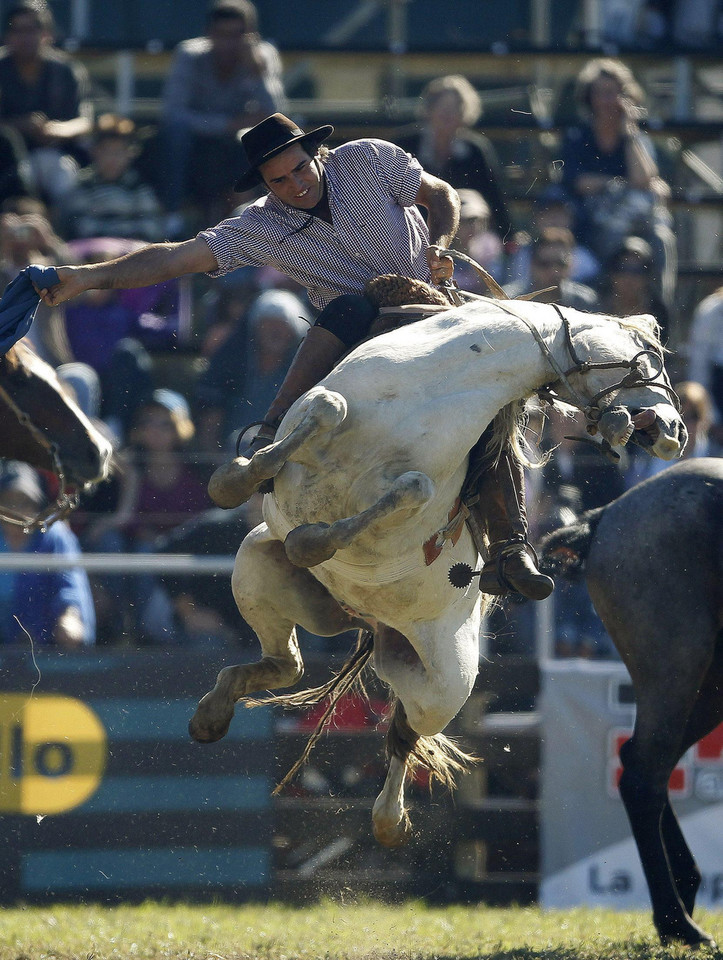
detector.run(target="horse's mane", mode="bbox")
[607,311,664,354]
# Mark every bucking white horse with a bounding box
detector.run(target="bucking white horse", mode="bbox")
[189,295,685,847]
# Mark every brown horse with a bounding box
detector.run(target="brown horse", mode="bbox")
[0,342,112,521]
[541,457,723,948]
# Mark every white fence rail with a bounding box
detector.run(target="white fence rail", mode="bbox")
[0,552,236,574]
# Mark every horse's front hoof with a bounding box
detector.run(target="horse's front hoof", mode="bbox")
[208,459,257,509]
[372,812,412,848]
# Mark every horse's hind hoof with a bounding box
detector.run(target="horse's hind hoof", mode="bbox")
[372,812,412,848]
[188,669,238,742]
[657,915,716,949]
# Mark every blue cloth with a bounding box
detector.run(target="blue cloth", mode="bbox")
[0,264,60,355]
[0,521,95,646]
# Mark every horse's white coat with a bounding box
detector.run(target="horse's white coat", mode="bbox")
[192,298,685,843]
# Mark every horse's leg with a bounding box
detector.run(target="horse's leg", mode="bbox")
[208,389,347,509]
[370,614,481,845]
[372,754,412,848]
[189,522,361,743]
[618,674,716,947]
[661,645,723,921]
[284,470,434,568]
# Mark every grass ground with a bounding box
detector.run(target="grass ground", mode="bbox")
[1,900,721,960]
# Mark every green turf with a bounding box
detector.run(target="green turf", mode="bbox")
[0,900,721,960]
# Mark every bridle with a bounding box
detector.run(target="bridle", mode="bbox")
[535,303,680,419]
[0,378,82,532]
[488,300,681,458]
[436,249,680,442]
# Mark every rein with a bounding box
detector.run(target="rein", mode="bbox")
[0,378,81,533]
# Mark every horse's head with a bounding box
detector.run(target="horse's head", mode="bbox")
[0,343,113,486]
[549,311,686,462]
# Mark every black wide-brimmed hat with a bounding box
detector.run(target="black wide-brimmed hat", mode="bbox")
[234,113,334,192]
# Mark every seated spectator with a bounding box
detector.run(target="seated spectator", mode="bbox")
[0,196,73,365]
[687,284,723,453]
[0,461,95,648]
[155,497,264,649]
[124,389,210,644]
[597,235,669,342]
[528,408,624,658]
[195,288,310,459]
[559,57,676,307]
[62,240,142,378]
[506,184,600,287]
[126,389,209,547]
[504,226,600,311]
[58,113,166,242]
[0,122,34,204]
[159,0,287,229]
[0,0,93,205]
[451,188,504,290]
[394,74,512,243]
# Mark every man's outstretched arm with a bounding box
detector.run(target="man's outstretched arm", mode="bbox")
[35,237,219,306]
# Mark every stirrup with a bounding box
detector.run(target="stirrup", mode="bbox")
[235,420,277,459]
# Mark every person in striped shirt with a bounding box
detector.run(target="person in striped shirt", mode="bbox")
[34,112,552,600]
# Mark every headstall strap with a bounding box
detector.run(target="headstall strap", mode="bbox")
[0,378,81,533]
[542,303,681,429]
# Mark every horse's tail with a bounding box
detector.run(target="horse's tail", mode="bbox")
[244,629,375,796]
[386,700,478,792]
[538,505,606,580]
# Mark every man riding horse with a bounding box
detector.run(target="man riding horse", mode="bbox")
[34,112,552,601]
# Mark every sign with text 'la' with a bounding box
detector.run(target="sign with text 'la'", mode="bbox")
[541,662,723,910]
[0,694,107,814]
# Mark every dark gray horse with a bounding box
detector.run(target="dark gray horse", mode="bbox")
[541,457,723,947]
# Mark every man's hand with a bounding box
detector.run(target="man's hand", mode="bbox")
[427,245,454,286]
[33,266,88,307]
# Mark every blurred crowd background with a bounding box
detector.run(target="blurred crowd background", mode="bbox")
[0,0,721,656]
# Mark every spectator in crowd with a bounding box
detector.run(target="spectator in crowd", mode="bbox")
[155,498,263,649]
[0,461,95,648]
[195,287,310,458]
[126,389,209,547]
[687,284,723,452]
[504,226,600,311]
[449,188,504,290]
[159,0,286,230]
[559,57,676,307]
[124,389,210,643]
[62,240,144,378]
[0,196,73,365]
[0,122,34,204]
[58,113,166,242]
[506,184,600,288]
[195,265,261,358]
[0,0,93,205]
[394,74,512,243]
[34,110,554,601]
[597,235,669,342]
[528,407,624,658]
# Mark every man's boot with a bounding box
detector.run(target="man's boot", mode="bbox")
[471,449,554,601]
[239,325,347,458]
